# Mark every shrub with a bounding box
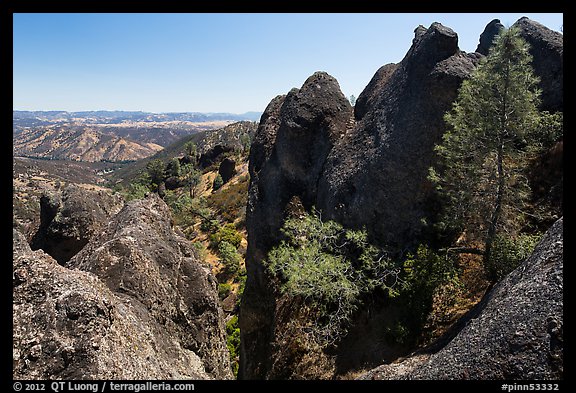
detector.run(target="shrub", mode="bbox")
[165,157,181,177]
[146,159,166,187]
[218,283,232,300]
[213,174,224,191]
[210,223,243,249]
[266,209,400,346]
[484,233,541,281]
[397,245,460,341]
[122,172,152,201]
[226,316,241,377]
[207,176,249,223]
[218,241,241,275]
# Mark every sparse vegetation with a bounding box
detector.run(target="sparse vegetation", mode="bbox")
[266,209,400,346]
[485,233,541,282]
[395,245,461,343]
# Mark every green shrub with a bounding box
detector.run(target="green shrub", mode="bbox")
[213,174,224,191]
[191,241,207,260]
[218,283,232,300]
[146,159,166,187]
[397,245,460,341]
[266,209,399,346]
[165,157,181,177]
[218,241,241,275]
[210,223,243,249]
[122,173,152,201]
[485,233,541,281]
[207,176,249,223]
[226,316,241,377]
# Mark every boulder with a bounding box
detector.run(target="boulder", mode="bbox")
[241,72,352,379]
[317,22,481,250]
[218,157,237,184]
[514,17,563,112]
[68,193,232,379]
[29,184,123,264]
[13,229,229,379]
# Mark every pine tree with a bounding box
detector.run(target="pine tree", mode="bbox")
[429,27,560,279]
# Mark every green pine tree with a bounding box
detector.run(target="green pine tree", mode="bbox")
[429,27,561,280]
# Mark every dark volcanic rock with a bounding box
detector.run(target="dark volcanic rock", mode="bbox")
[360,218,563,380]
[13,224,229,379]
[218,157,237,184]
[66,194,232,379]
[317,22,481,250]
[198,145,233,169]
[241,23,482,380]
[513,17,563,112]
[241,18,562,380]
[29,185,123,264]
[354,63,398,120]
[475,19,504,55]
[478,17,563,112]
[240,72,352,379]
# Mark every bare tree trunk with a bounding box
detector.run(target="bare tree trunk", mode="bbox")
[484,141,505,274]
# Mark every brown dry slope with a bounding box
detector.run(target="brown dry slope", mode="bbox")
[14,125,162,162]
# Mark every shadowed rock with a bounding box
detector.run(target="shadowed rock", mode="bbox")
[513,17,563,112]
[218,157,237,184]
[30,184,124,264]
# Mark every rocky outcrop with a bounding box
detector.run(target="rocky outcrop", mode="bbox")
[218,157,237,184]
[241,17,563,380]
[477,17,563,112]
[68,194,232,379]
[360,217,563,380]
[241,72,352,379]
[354,63,398,120]
[14,194,232,380]
[514,17,563,112]
[475,19,504,55]
[241,24,481,379]
[30,185,124,264]
[198,145,234,169]
[318,22,481,250]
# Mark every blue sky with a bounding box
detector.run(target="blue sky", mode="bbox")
[13,13,563,114]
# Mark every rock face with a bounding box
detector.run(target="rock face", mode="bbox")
[241,72,352,379]
[360,217,563,380]
[241,17,563,380]
[475,19,504,55]
[14,194,232,380]
[241,24,481,379]
[477,17,563,112]
[317,23,481,249]
[30,185,124,265]
[514,17,563,112]
[198,145,234,169]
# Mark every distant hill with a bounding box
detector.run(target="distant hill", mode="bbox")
[13,110,262,125]
[13,125,163,162]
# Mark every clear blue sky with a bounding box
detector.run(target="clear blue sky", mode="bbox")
[13,13,563,114]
